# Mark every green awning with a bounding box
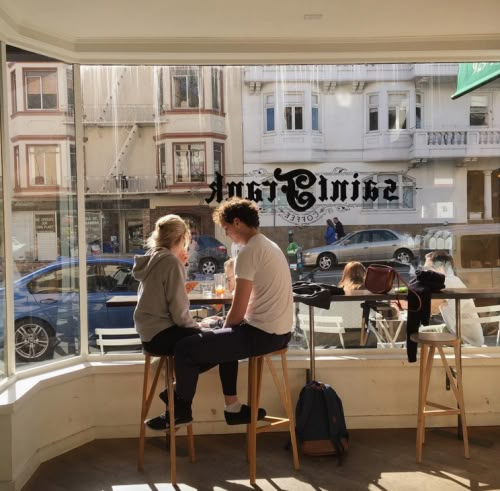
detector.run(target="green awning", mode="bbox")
[452,62,500,99]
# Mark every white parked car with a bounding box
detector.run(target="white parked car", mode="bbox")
[302,229,417,270]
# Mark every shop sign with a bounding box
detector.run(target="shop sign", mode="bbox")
[35,214,56,233]
[206,168,405,225]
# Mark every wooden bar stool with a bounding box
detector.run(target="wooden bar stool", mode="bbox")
[247,347,300,484]
[138,352,195,484]
[411,332,469,464]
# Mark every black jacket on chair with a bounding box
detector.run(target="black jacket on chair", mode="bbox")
[406,270,446,362]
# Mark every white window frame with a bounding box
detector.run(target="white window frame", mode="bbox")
[283,92,304,132]
[387,92,409,131]
[415,92,423,129]
[367,93,379,132]
[171,67,201,109]
[311,93,320,132]
[362,173,415,211]
[264,93,275,133]
[469,94,489,127]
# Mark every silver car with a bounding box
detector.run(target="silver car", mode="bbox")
[301,229,417,270]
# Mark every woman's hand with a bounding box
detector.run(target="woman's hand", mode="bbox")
[175,248,189,266]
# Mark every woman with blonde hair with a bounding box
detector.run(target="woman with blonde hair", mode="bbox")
[133,214,201,430]
[338,261,366,291]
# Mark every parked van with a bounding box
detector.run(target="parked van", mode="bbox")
[419,224,500,289]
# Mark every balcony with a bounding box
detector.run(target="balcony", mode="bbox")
[411,128,500,159]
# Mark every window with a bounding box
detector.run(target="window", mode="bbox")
[69,144,76,190]
[388,93,408,130]
[28,145,60,186]
[416,92,423,129]
[470,95,489,126]
[362,173,415,210]
[211,68,222,111]
[368,94,379,131]
[24,69,58,110]
[156,67,164,110]
[174,143,205,183]
[284,92,303,131]
[13,146,20,188]
[461,234,500,269]
[66,68,74,112]
[10,70,16,113]
[312,93,319,131]
[213,142,224,176]
[265,94,275,132]
[172,67,200,109]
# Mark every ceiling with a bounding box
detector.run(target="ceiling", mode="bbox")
[0,0,500,63]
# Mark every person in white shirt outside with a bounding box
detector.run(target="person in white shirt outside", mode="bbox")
[168,197,294,428]
[424,250,484,346]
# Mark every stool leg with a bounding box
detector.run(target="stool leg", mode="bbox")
[166,356,177,485]
[450,344,470,459]
[186,424,196,463]
[280,352,300,470]
[248,356,259,484]
[138,355,151,471]
[416,343,428,464]
[421,346,435,447]
[138,356,165,471]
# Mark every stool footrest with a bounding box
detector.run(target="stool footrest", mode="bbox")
[424,408,461,416]
[256,419,290,434]
[426,401,458,411]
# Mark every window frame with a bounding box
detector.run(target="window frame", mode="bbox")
[27,144,61,188]
[362,173,416,211]
[367,93,379,132]
[23,68,58,111]
[469,94,489,127]
[387,92,408,131]
[264,93,275,133]
[172,142,207,185]
[170,66,202,109]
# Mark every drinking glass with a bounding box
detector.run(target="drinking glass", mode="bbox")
[201,281,214,297]
[214,273,226,295]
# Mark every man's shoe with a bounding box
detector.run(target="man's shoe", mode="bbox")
[159,389,168,405]
[224,404,267,425]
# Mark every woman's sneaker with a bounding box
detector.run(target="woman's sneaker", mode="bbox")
[146,410,193,431]
[224,404,266,425]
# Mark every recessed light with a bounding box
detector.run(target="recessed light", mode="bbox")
[304,14,323,20]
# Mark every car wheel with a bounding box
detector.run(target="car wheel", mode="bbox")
[394,249,413,264]
[15,318,55,363]
[317,253,336,270]
[199,258,217,275]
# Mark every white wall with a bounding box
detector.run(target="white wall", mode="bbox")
[1,354,500,491]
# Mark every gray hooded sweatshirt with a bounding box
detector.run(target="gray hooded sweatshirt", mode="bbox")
[132,247,198,342]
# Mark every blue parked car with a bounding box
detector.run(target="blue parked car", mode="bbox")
[0,257,138,363]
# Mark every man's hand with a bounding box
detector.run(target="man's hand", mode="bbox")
[224,278,252,327]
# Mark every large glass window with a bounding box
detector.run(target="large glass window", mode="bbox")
[2,60,499,368]
[7,46,79,368]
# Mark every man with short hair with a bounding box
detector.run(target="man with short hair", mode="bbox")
[170,198,294,427]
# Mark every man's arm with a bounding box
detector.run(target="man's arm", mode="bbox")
[224,277,252,327]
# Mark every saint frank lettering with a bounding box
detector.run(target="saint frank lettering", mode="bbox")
[205,169,399,212]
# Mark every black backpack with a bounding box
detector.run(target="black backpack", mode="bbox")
[295,381,349,461]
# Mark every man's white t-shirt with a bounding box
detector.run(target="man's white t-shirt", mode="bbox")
[235,234,293,335]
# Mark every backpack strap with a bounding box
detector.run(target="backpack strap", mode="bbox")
[321,384,346,463]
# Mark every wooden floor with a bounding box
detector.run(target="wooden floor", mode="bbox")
[22,427,500,491]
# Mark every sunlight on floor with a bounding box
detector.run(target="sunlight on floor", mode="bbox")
[224,478,322,490]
